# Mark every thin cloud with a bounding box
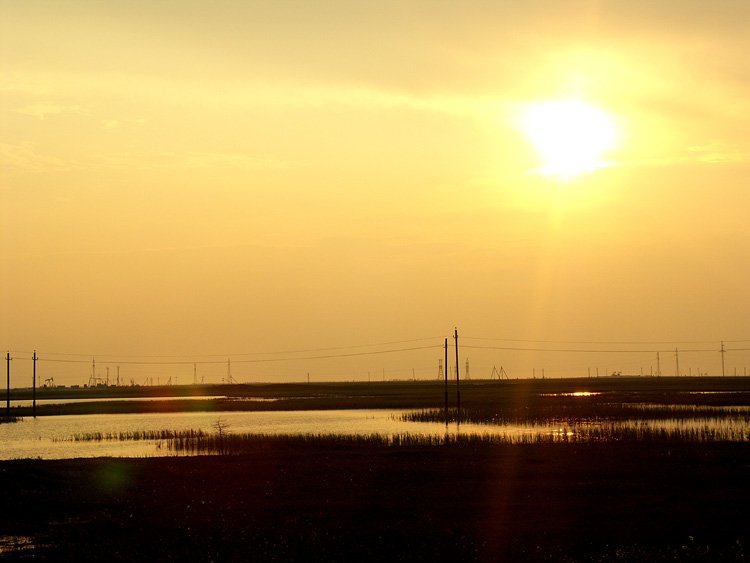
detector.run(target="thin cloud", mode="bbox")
[685,141,748,164]
[16,103,86,119]
[0,142,70,174]
[100,117,148,132]
[98,151,290,171]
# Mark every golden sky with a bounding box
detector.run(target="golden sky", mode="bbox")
[2,1,749,384]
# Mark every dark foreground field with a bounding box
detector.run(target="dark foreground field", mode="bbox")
[2,441,750,562]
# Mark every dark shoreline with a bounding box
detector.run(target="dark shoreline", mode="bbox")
[7,377,750,418]
[2,441,750,562]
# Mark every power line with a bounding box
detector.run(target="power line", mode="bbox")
[32,344,443,366]
[462,336,749,345]
[10,336,444,360]
[462,344,719,354]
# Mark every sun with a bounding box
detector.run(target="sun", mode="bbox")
[522,100,617,178]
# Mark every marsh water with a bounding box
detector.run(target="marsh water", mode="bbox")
[2,406,749,459]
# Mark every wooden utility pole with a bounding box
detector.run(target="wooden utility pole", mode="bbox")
[32,350,37,417]
[454,328,460,418]
[5,352,10,418]
[444,338,448,423]
[721,341,726,377]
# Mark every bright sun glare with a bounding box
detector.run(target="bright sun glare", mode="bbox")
[523,100,617,178]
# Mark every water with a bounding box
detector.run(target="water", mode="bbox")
[0,409,459,459]
[7,396,275,408]
[3,405,749,460]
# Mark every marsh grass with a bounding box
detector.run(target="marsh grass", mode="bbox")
[53,429,206,442]
[56,418,748,455]
[403,402,750,425]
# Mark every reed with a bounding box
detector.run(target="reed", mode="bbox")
[53,429,209,442]
[402,403,750,425]
[55,421,749,455]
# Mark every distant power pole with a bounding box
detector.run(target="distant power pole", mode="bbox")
[656,352,661,378]
[437,359,443,381]
[454,328,460,416]
[721,341,726,377]
[32,350,37,417]
[444,338,448,422]
[675,348,680,377]
[5,352,10,418]
[464,359,470,381]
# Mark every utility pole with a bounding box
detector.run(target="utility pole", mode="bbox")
[721,341,726,377]
[454,328,460,418]
[656,352,661,378]
[675,348,680,377]
[5,352,10,418]
[444,338,448,423]
[32,350,37,417]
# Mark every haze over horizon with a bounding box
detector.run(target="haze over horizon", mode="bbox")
[2,1,749,385]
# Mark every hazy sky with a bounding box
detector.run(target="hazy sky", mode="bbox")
[2,1,749,385]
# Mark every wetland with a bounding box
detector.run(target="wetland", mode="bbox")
[2,377,750,561]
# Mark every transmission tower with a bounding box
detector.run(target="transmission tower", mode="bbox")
[437,359,444,380]
[224,358,238,384]
[89,357,96,387]
[464,358,470,380]
[491,365,508,380]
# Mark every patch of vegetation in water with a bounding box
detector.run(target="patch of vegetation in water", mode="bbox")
[57,420,749,456]
[403,399,750,425]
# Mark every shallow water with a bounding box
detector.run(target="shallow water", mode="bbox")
[0,410,459,459]
[2,407,748,459]
[6,395,281,408]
